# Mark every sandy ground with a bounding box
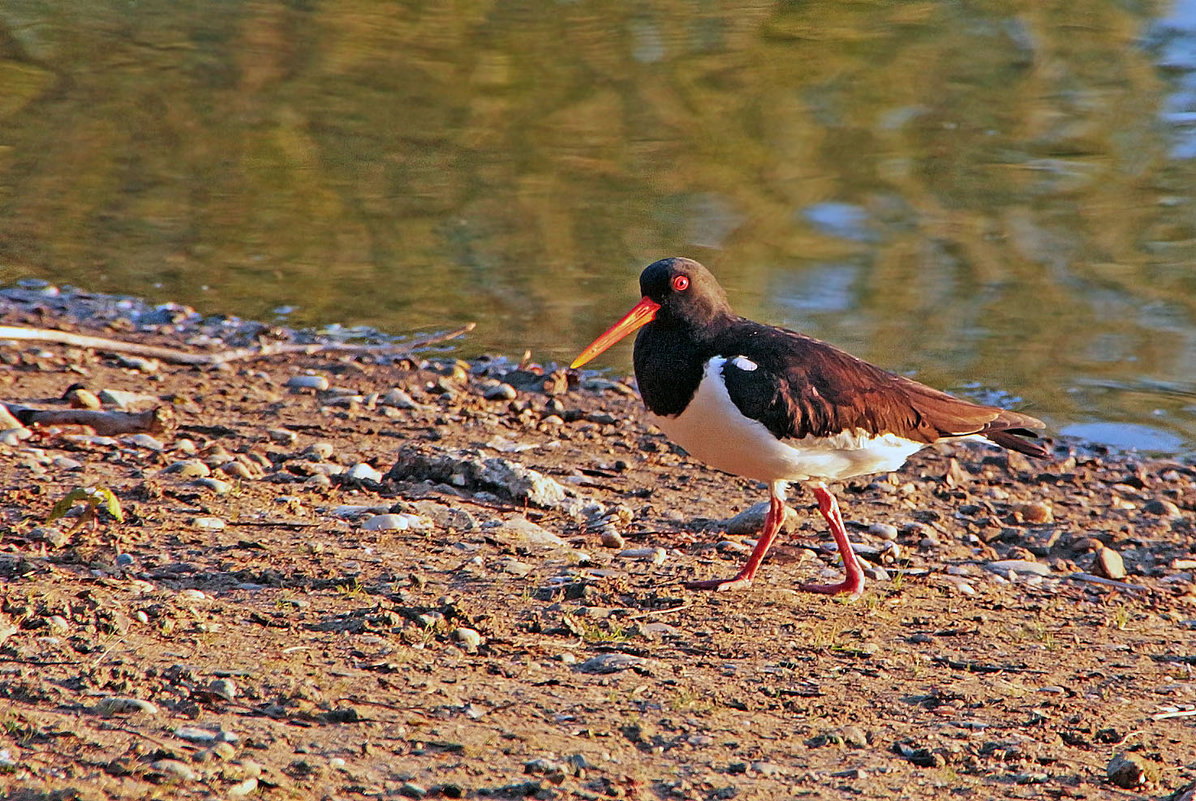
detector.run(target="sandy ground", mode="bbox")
[0,286,1194,800]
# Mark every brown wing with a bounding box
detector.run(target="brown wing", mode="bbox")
[718,322,1048,458]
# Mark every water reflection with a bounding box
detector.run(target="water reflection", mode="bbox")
[0,1,1194,454]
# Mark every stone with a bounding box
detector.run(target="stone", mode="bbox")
[96,696,159,715]
[1106,752,1160,789]
[345,462,383,483]
[151,759,198,782]
[65,387,102,409]
[1094,547,1127,580]
[491,516,572,550]
[388,447,575,512]
[1012,501,1053,524]
[267,428,297,445]
[194,477,232,494]
[985,559,1050,576]
[164,459,211,479]
[362,513,411,531]
[210,677,238,702]
[382,388,420,409]
[452,627,483,653]
[1143,499,1182,518]
[723,502,798,536]
[484,382,518,401]
[578,653,650,674]
[285,374,329,391]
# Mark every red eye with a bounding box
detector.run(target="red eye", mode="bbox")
[671,275,689,292]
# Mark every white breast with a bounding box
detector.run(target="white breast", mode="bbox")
[647,357,927,483]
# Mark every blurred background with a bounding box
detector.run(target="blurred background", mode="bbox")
[1,1,1195,454]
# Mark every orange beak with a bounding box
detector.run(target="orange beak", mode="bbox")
[571,296,661,369]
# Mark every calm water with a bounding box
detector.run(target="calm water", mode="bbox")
[2,1,1196,455]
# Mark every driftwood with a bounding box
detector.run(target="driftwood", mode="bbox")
[0,322,476,367]
[5,404,173,436]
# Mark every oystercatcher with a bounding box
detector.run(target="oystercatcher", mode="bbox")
[571,257,1048,597]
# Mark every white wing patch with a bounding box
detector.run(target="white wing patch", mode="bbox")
[729,355,758,372]
[647,357,927,483]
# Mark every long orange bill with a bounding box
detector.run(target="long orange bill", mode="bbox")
[571,296,661,369]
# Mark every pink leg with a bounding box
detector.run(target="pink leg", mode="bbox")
[800,484,865,597]
[686,483,786,592]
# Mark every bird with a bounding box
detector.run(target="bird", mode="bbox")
[571,257,1049,597]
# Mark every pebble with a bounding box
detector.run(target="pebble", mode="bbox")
[210,677,238,702]
[599,530,626,549]
[484,382,518,401]
[617,547,667,564]
[303,441,335,461]
[868,522,899,541]
[191,516,226,531]
[0,427,32,446]
[175,726,222,743]
[228,778,258,798]
[286,374,330,391]
[164,459,211,479]
[723,502,798,536]
[96,696,159,715]
[194,477,232,494]
[65,387,102,409]
[985,559,1050,576]
[578,653,650,674]
[267,428,297,445]
[382,388,419,409]
[51,456,82,471]
[836,726,869,748]
[346,463,384,483]
[452,627,483,653]
[491,516,573,550]
[1012,501,1053,524]
[124,433,165,451]
[1143,498,1182,518]
[98,388,157,407]
[151,759,198,782]
[362,513,413,531]
[1107,752,1159,788]
[1094,547,1127,580]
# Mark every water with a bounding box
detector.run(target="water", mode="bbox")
[2,1,1195,455]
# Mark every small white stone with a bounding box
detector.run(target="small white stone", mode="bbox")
[286,374,329,391]
[346,463,383,483]
[191,516,226,531]
[362,513,409,531]
[97,696,159,715]
[453,627,483,652]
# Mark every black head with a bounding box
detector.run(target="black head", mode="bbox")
[639,257,732,328]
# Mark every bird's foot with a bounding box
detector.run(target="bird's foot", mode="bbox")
[799,576,864,599]
[684,576,754,592]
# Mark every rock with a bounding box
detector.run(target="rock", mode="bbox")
[285,374,329,392]
[363,513,412,531]
[944,457,970,487]
[302,442,335,461]
[1107,752,1160,789]
[267,428,297,445]
[65,387,102,409]
[228,778,258,798]
[151,758,198,782]
[868,522,899,541]
[617,547,667,564]
[51,456,82,470]
[452,627,483,653]
[723,502,798,536]
[600,530,625,549]
[1094,547,1127,580]
[388,447,574,512]
[175,726,222,743]
[209,677,238,702]
[985,559,1050,576]
[484,382,518,401]
[412,501,477,531]
[345,462,383,483]
[190,516,226,531]
[115,354,160,373]
[124,433,165,451]
[98,388,157,407]
[837,725,869,748]
[96,696,159,715]
[164,459,211,479]
[194,477,232,494]
[1012,501,1053,524]
[1143,499,1182,518]
[491,516,572,550]
[382,388,420,409]
[578,653,650,674]
[0,426,32,446]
